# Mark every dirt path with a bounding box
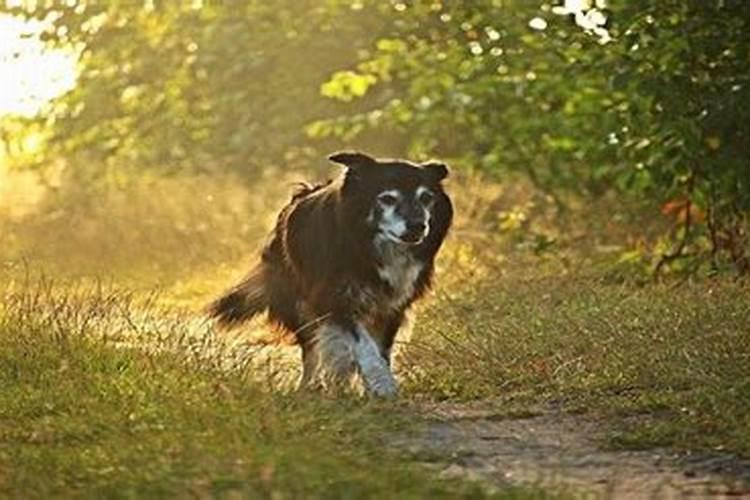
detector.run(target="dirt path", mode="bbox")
[390,402,750,499]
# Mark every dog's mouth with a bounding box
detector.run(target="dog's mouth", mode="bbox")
[385,230,425,245]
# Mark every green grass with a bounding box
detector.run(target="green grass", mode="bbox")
[0,285,552,499]
[402,272,750,455]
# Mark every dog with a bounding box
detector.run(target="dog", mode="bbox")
[207,151,453,397]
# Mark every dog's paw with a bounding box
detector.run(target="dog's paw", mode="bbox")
[366,374,398,399]
[354,331,399,399]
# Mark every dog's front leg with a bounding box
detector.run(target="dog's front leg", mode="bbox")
[353,323,398,398]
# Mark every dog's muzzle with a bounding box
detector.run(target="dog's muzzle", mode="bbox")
[400,221,427,244]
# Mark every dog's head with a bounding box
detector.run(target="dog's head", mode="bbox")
[329,151,451,246]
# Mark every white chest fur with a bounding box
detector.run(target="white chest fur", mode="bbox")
[376,241,423,310]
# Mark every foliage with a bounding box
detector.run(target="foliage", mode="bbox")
[4,0,749,273]
[309,1,618,194]
[5,1,383,172]
[309,0,750,274]
[604,1,750,274]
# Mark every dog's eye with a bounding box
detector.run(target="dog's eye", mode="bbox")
[378,194,398,206]
[418,191,435,205]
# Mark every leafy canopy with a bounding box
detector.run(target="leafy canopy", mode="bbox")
[4,0,749,273]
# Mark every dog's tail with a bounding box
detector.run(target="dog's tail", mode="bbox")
[206,264,268,329]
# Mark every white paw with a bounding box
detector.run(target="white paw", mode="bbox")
[367,374,398,399]
[354,330,399,398]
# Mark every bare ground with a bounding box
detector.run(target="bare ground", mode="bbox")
[390,401,750,499]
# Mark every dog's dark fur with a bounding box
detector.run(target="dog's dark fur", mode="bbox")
[207,151,453,395]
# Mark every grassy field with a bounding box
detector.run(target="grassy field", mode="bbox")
[1,170,748,497]
[0,284,554,499]
[403,273,750,455]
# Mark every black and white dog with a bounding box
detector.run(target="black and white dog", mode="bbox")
[207,152,453,397]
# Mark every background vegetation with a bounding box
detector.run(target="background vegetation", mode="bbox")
[4,0,749,275]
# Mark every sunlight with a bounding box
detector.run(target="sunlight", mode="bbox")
[551,0,611,44]
[0,13,77,117]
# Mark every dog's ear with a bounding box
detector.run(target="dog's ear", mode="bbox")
[328,151,376,168]
[332,152,376,194]
[422,161,449,182]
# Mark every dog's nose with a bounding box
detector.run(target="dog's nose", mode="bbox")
[406,221,426,234]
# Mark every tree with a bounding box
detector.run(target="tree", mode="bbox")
[6,1,383,172]
[310,0,750,274]
[5,0,749,274]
